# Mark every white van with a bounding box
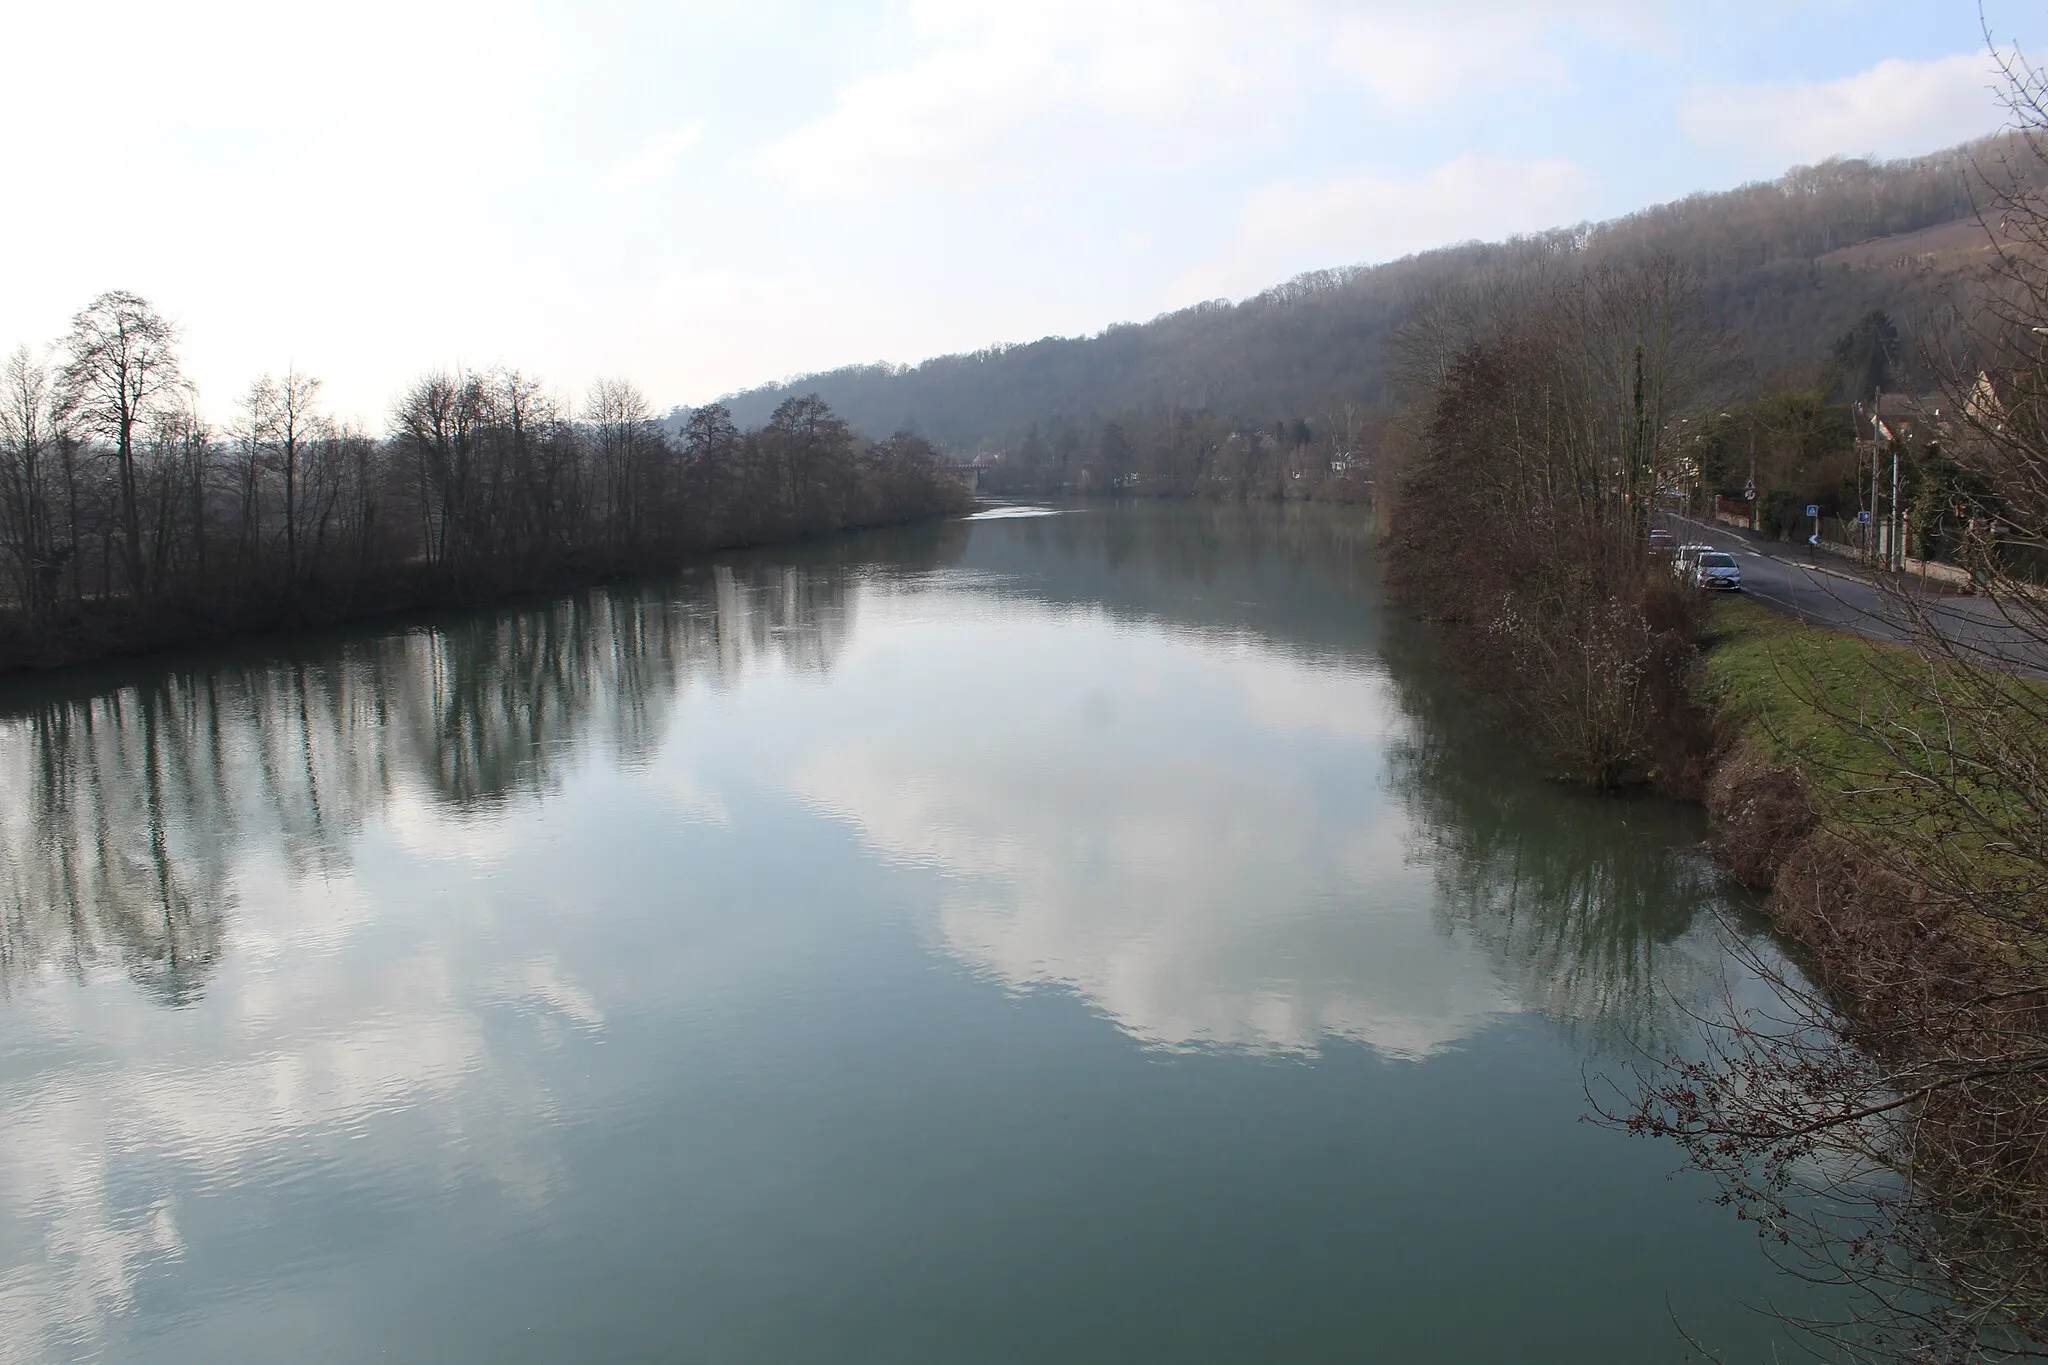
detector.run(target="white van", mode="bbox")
[1671,544,1713,580]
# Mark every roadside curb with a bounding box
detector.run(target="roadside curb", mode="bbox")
[1791,557,1885,593]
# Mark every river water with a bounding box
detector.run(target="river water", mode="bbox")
[0,502,1834,1362]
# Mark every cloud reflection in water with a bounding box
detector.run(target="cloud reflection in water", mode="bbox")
[785,597,1523,1059]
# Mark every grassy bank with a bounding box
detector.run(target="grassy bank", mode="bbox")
[1699,596,1898,780]
[1697,595,1936,855]
[1698,596,2048,898]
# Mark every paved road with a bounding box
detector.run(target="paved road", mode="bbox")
[1661,513,2048,675]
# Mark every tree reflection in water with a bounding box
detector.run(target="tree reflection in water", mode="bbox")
[966,499,1747,1054]
[1376,609,1751,1053]
[0,533,954,1001]
[0,504,1749,1047]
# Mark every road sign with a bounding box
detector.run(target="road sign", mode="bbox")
[1809,533,1821,546]
[1743,481,1756,500]
[1857,510,1872,524]
[1806,504,1820,518]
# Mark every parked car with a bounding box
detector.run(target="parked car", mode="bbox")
[1671,544,1712,580]
[1691,550,1742,591]
[1648,528,1674,557]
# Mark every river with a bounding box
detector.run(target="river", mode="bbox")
[0,501,1837,1362]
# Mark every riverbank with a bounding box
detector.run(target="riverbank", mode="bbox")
[1693,594,2048,1068]
[0,507,972,677]
[1693,594,2045,908]
[1663,595,2048,1352]
[0,381,975,679]
[1388,521,2048,1348]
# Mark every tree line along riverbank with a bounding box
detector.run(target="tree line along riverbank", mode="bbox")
[1378,51,2048,1359]
[0,293,973,675]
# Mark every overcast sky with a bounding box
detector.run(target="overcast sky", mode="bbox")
[0,0,2036,426]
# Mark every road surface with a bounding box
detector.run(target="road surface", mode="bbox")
[1661,513,2048,675]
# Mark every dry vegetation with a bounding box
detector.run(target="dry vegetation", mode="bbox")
[1382,256,1721,789]
[0,308,971,672]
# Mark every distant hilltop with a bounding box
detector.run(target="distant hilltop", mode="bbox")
[693,134,2034,451]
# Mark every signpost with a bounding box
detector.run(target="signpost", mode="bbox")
[1808,505,1821,551]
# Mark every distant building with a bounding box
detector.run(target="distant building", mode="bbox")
[1962,374,2001,434]
[1870,391,1951,441]
[956,451,1003,492]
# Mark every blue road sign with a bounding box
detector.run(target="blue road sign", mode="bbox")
[1857,510,1872,523]
[1806,504,1820,518]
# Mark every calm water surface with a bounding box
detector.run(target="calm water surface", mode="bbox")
[1,503,1831,1362]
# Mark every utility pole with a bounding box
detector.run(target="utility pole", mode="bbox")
[1890,440,1902,572]
[1746,420,1758,531]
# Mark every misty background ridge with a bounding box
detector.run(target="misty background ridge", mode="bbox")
[702,134,2032,450]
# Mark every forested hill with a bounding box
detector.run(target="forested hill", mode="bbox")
[711,136,2027,450]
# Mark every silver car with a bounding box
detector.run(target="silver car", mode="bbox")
[1691,550,1742,591]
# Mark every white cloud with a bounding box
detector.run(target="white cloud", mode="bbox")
[760,0,1660,196]
[1325,8,1578,112]
[606,123,709,188]
[1679,51,2007,167]
[1176,154,1596,302]
[760,0,1280,194]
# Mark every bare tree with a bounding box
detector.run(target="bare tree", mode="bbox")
[2,296,967,669]
[679,402,743,543]
[140,402,211,591]
[51,291,186,598]
[1383,258,1722,787]
[0,347,61,620]
[392,370,475,567]
[242,369,329,586]
[585,377,655,551]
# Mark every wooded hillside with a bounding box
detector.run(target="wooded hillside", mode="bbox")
[713,136,2034,450]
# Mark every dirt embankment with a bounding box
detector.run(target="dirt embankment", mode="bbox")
[1697,740,1977,1035]
[1702,744,1817,892]
[1689,601,1970,998]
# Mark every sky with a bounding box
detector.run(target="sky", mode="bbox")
[0,0,2039,428]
